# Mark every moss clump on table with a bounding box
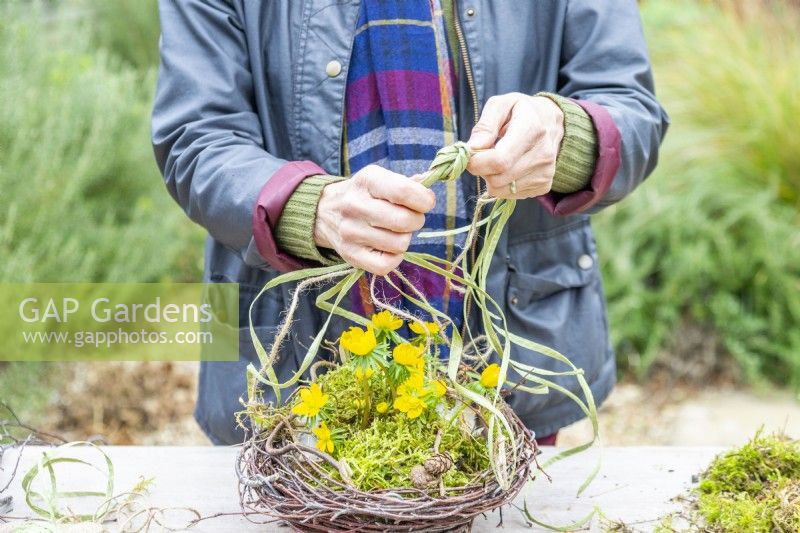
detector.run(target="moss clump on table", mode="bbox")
[695,432,800,532]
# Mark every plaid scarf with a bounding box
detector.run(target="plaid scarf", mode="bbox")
[344,0,468,333]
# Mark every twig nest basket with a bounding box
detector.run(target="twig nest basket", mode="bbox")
[235,143,598,531]
[237,401,536,532]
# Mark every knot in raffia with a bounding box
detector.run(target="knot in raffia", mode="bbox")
[421,142,472,188]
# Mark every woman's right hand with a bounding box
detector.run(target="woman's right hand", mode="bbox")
[314,165,436,275]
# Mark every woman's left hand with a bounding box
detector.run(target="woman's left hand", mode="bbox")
[466,93,564,199]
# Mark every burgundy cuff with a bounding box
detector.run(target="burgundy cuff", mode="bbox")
[537,99,622,216]
[252,160,326,272]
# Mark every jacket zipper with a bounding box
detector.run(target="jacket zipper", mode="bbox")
[453,3,480,129]
[452,1,481,270]
[453,0,483,334]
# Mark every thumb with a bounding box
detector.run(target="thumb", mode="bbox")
[467,94,516,150]
[468,129,497,151]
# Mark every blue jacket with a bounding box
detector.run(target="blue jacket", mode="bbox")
[152,0,668,445]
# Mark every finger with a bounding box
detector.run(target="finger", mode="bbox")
[340,220,413,255]
[484,161,554,199]
[479,148,538,190]
[485,178,551,200]
[352,197,426,233]
[467,94,521,150]
[506,140,558,190]
[359,166,436,213]
[480,128,559,190]
[494,101,541,160]
[344,247,404,276]
[468,104,539,178]
[365,229,413,255]
[467,149,514,177]
[485,180,518,199]
[473,147,528,186]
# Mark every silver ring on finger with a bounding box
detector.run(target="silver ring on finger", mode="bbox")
[509,180,517,195]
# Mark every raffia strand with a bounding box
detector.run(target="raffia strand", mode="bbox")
[420,142,472,187]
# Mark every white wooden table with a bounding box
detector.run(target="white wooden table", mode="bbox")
[1,446,722,532]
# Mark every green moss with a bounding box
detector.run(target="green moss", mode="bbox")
[240,401,291,434]
[324,414,488,491]
[315,364,392,427]
[306,365,489,493]
[771,479,800,532]
[698,491,776,533]
[696,432,800,532]
[242,364,493,494]
[699,432,800,496]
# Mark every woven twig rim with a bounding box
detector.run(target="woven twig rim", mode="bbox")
[237,403,538,532]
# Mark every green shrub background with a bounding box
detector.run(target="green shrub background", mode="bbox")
[1,1,798,390]
[596,0,800,385]
[0,1,201,283]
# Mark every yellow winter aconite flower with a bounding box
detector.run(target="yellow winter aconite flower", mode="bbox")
[480,363,501,388]
[397,373,427,396]
[392,342,424,370]
[354,367,374,380]
[394,373,429,419]
[409,321,440,336]
[371,310,403,331]
[340,324,377,356]
[394,393,426,419]
[313,422,334,453]
[375,401,389,414]
[292,383,329,417]
[431,379,447,398]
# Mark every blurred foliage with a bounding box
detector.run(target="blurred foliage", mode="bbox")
[595,0,800,385]
[0,2,202,283]
[644,0,800,206]
[0,361,60,422]
[81,0,160,71]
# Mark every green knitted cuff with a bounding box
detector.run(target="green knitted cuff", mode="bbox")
[275,174,346,266]
[537,92,598,194]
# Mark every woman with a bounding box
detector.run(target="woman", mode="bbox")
[152,0,668,445]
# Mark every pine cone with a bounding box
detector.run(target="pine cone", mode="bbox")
[410,465,436,488]
[423,453,453,477]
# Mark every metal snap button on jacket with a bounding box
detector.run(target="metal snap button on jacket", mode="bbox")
[578,254,594,270]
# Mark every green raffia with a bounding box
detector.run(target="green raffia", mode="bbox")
[21,441,114,522]
[246,141,600,504]
[420,142,471,187]
[16,441,180,529]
